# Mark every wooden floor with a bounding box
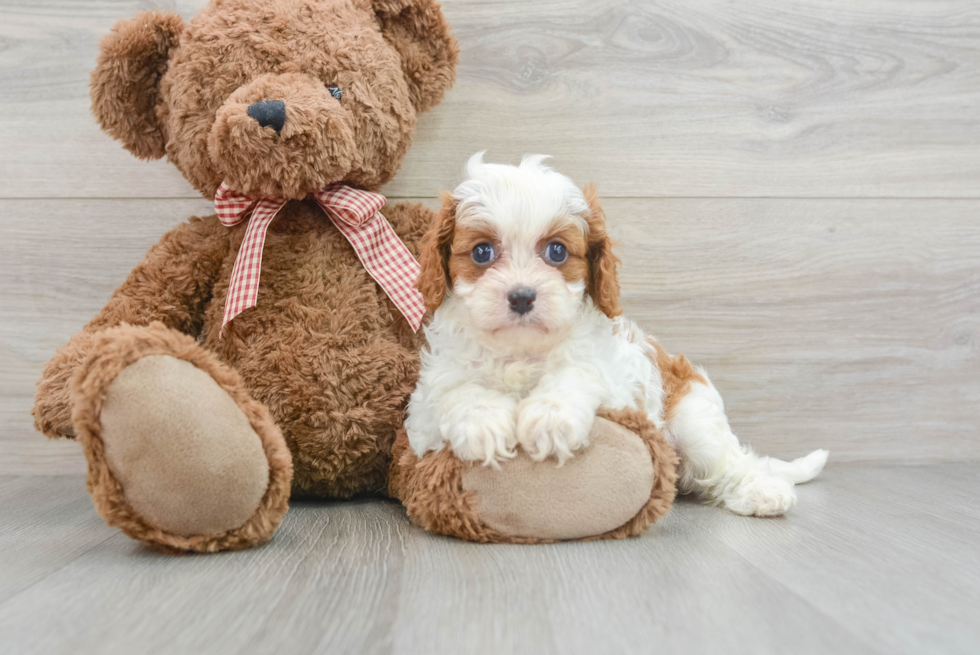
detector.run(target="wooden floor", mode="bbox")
[0,464,977,655]
[1,1,979,653]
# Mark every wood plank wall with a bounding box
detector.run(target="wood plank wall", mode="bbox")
[2,0,978,474]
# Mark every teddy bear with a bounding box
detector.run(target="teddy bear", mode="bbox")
[33,0,676,552]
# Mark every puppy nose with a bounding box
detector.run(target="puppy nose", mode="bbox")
[247,99,286,133]
[507,287,537,315]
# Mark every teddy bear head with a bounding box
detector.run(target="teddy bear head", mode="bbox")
[91,0,458,199]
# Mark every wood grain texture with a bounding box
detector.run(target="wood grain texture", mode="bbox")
[0,466,976,654]
[2,1,980,198]
[610,197,980,463]
[0,476,114,604]
[394,0,980,198]
[3,197,977,474]
[685,464,980,655]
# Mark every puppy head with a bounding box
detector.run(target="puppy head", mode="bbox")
[417,152,621,353]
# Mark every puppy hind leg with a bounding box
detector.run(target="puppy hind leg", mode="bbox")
[666,379,808,517]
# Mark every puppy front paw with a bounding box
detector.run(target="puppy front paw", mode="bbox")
[516,396,594,465]
[441,403,518,468]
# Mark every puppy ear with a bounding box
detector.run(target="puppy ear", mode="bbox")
[583,185,622,318]
[372,0,459,113]
[417,192,457,311]
[90,11,185,160]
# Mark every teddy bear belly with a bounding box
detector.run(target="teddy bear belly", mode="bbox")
[203,215,421,498]
[236,329,418,499]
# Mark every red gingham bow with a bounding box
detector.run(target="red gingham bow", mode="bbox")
[214,182,425,334]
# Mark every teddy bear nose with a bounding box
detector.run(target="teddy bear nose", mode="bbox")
[246,99,286,133]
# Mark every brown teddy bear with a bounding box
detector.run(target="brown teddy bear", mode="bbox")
[33,0,676,552]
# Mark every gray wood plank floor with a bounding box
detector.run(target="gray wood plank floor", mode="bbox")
[0,464,976,655]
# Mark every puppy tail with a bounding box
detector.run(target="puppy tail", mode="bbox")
[762,449,829,485]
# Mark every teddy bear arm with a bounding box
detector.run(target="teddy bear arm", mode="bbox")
[33,216,230,439]
[85,216,230,334]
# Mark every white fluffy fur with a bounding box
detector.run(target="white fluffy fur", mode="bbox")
[405,153,828,517]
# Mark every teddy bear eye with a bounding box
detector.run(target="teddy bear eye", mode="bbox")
[545,242,567,264]
[471,243,495,265]
[326,85,343,101]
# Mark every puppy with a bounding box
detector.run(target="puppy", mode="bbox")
[406,152,828,516]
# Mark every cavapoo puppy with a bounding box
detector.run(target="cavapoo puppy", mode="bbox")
[406,152,828,516]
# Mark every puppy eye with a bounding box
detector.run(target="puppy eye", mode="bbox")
[326,85,343,101]
[545,242,567,264]
[471,243,495,265]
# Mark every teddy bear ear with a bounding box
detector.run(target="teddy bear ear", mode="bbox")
[90,11,186,161]
[372,0,459,113]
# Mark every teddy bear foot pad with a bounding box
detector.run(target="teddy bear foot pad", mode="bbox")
[71,323,292,552]
[390,408,678,544]
[461,418,655,540]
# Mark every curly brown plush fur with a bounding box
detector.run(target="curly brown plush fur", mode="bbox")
[90,11,186,161]
[34,0,458,551]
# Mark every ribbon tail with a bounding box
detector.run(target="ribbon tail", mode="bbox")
[220,198,288,336]
[328,210,426,332]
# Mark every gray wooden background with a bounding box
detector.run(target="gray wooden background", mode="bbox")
[2,0,978,475]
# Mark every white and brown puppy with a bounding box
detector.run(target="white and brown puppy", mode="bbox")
[406,152,828,516]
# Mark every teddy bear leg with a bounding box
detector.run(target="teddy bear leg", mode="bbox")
[390,409,678,543]
[70,323,293,553]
